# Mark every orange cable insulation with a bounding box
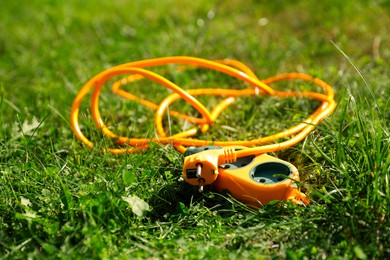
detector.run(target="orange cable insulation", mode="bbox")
[70,56,336,157]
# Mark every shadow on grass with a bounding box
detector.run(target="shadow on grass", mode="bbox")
[147,177,241,221]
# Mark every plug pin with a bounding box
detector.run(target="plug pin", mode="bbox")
[196,163,202,178]
[198,178,205,192]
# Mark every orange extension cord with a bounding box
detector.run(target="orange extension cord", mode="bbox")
[70,56,336,159]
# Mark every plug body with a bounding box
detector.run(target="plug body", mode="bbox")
[183,146,236,187]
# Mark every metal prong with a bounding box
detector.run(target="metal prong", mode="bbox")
[198,179,205,192]
[196,163,202,178]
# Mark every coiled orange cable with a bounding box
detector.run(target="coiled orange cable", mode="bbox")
[70,56,336,157]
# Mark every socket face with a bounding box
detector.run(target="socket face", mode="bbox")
[219,155,255,170]
[249,162,292,184]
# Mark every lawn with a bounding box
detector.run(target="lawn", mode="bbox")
[0,0,389,259]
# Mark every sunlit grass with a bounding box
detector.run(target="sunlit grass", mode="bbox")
[0,0,389,259]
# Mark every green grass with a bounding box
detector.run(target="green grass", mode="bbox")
[1,0,389,259]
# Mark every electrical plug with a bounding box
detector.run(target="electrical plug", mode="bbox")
[182,146,237,191]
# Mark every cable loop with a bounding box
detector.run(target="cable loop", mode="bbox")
[70,56,336,157]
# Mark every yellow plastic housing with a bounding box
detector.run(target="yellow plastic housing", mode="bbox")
[214,154,310,206]
[183,147,309,207]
